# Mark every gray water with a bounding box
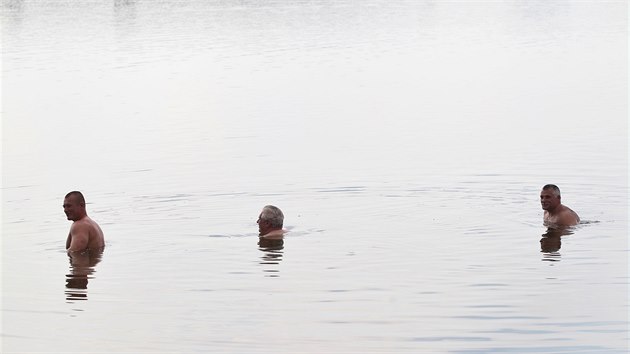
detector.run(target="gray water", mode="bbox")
[2,1,628,353]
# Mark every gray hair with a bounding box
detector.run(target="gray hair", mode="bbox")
[542,184,561,197]
[260,205,284,228]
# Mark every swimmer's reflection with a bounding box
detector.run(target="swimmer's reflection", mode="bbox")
[540,227,573,261]
[65,249,103,301]
[258,238,284,277]
[114,0,135,8]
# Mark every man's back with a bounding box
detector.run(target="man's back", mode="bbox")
[68,216,105,252]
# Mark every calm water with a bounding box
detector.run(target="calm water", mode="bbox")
[2,1,628,353]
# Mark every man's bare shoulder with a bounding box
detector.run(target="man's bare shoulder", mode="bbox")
[70,218,91,231]
[260,229,286,239]
[71,217,104,235]
[74,216,98,226]
[556,205,580,226]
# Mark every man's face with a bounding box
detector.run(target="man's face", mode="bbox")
[63,196,83,221]
[257,212,271,236]
[540,189,560,211]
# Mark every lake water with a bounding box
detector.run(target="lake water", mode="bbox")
[1,1,628,353]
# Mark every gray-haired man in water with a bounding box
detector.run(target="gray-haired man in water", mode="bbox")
[64,191,105,253]
[257,205,286,240]
[540,184,580,227]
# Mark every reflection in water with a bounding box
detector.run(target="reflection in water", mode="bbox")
[114,0,137,39]
[1,0,24,30]
[114,0,136,6]
[65,249,103,302]
[540,227,573,262]
[1,0,23,11]
[258,238,284,278]
[114,0,136,20]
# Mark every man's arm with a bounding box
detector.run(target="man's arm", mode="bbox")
[67,222,90,252]
[260,229,285,240]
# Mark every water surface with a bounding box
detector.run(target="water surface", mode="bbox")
[2,1,628,353]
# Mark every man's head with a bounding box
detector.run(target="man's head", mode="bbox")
[257,205,284,236]
[64,191,87,221]
[540,184,561,211]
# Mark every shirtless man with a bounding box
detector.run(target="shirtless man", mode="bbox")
[257,205,286,240]
[64,191,105,253]
[540,184,580,227]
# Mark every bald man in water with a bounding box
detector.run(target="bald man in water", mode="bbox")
[64,191,105,253]
[540,184,580,227]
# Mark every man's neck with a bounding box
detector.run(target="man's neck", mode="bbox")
[73,214,88,222]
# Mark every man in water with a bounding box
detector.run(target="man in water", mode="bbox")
[257,205,286,240]
[540,184,580,227]
[64,191,105,253]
